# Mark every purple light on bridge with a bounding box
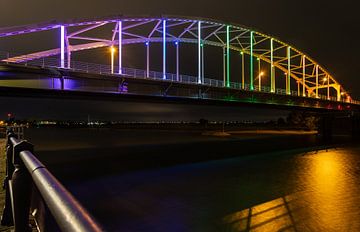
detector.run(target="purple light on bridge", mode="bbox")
[118,21,122,75]
[60,26,65,68]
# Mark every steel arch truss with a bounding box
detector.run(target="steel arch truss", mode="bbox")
[0,16,349,102]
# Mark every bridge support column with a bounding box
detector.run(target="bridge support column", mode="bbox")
[162,19,167,80]
[250,31,254,91]
[202,43,204,84]
[223,47,226,87]
[302,55,306,97]
[65,28,71,69]
[198,21,202,84]
[270,38,275,93]
[226,25,230,88]
[287,46,291,95]
[176,41,179,81]
[257,58,261,91]
[316,65,319,98]
[60,26,65,68]
[327,76,330,100]
[146,41,150,78]
[67,49,71,69]
[118,21,123,75]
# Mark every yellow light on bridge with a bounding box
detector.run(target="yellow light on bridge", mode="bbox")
[110,46,116,53]
[110,46,116,74]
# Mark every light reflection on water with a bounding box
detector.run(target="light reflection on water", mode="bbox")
[222,148,360,231]
[66,145,360,231]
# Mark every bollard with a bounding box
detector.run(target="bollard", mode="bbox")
[10,139,34,232]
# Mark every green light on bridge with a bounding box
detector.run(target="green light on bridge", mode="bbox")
[250,31,254,91]
[226,25,230,88]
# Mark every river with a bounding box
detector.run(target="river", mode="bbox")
[24,128,360,231]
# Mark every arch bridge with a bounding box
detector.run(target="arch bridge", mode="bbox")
[0,15,358,109]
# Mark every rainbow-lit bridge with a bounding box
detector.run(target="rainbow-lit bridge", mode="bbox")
[0,15,359,110]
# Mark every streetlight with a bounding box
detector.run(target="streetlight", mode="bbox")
[259,71,264,91]
[110,46,116,74]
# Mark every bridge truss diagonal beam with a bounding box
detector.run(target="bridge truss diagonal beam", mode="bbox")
[0,15,353,103]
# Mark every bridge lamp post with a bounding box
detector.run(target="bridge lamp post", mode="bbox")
[241,51,245,90]
[259,72,264,91]
[110,46,116,74]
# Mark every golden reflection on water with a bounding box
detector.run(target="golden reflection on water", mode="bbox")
[222,148,360,231]
[222,195,300,232]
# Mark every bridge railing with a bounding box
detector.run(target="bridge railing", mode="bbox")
[1,129,104,232]
[1,51,358,105]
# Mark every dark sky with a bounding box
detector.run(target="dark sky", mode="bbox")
[0,0,358,121]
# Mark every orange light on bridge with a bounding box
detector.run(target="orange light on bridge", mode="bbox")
[110,46,116,74]
[110,46,116,53]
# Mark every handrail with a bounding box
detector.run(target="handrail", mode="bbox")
[1,130,104,232]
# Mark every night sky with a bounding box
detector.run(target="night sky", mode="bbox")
[0,0,358,121]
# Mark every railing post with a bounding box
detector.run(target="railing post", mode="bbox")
[1,131,17,227]
[11,138,34,232]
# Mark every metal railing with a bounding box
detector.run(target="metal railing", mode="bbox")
[1,129,103,232]
[0,50,358,105]
[6,125,25,140]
